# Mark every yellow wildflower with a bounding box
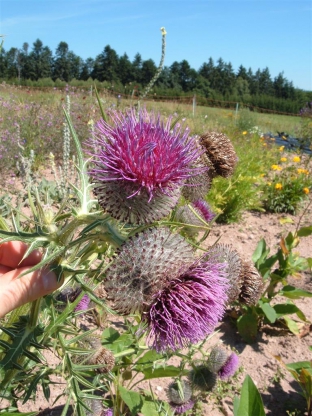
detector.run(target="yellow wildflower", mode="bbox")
[275,183,283,190]
[293,156,301,163]
[267,182,272,186]
[263,143,267,146]
[260,173,265,177]
[271,164,282,171]
[303,187,310,194]
[297,168,309,175]
[279,146,285,151]
[280,157,287,162]
[242,131,247,135]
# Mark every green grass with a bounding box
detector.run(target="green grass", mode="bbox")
[0,84,310,223]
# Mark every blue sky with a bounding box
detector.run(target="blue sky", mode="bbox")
[1,0,311,91]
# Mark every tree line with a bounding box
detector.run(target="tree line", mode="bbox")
[1,39,311,114]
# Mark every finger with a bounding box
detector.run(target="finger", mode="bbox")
[0,267,62,318]
[0,241,42,268]
[0,265,11,276]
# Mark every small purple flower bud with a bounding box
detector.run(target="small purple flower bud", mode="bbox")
[218,352,239,380]
[75,294,90,312]
[170,399,195,414]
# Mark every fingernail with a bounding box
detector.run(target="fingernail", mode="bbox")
[42,269,62,292]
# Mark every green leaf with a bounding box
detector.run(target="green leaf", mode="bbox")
[233,395,240,416]
[118,386,143,416]
[273,304,306,321]
[252,239,268,264]
[236,375,265,416]
[94,85,108,123]
[283,316,300,335]
[102,327,120,344]
[280,285,312,299]
[286,361,312,373]
[136,350,163,364]
[141,398,171,416]
[0,413,37,416]
[259,302,277,323]
[104,332,134,354]
[237,314,258,343]
[142,365,185,380]
[297,226,312,237]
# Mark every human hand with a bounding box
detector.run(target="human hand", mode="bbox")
[0,241,61,318]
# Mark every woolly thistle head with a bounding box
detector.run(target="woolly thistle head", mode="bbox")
[87,108,206,224]
[181,152,215,202]
[167,380,193,405]
[218,352,239,380]
[145,258,229,352]
[188,365,217,391]
[200,131,238,178]
[104,227,195,315]
[203,244,243,304]
[207,345,229,373]
[85,399,107,416]
[239,261,264,306]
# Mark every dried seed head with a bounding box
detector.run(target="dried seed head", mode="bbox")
[203,244,243,303]
[189,365,217,391]
[207,346,229,373]
[77,335,115,373]
[167,380,192,405]
[104,227,195,315]
[239,261,264,306]
[91,347,115,373]
[200,131,237,178]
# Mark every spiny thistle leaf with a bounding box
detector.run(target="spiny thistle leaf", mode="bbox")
[0,318,44,372]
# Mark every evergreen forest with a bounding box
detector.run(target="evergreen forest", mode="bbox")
[1,39,311,114]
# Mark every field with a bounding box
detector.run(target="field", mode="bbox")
[0,84,312,416]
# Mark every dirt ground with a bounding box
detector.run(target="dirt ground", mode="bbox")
[1,175,312,415]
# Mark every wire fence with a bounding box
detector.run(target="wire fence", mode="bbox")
[0,82,302,117]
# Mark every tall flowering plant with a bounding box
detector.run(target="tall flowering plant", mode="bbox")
[0,98,261,414]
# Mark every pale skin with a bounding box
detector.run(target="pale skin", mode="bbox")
[0,241,60,318]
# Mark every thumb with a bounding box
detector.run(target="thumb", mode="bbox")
[0,267,62,318]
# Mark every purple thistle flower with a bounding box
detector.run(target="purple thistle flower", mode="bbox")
[75,294,90,312]
[170,399,195,414]
[218,352,239,380]
[87,108,206,224]
[146,259,229,352]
